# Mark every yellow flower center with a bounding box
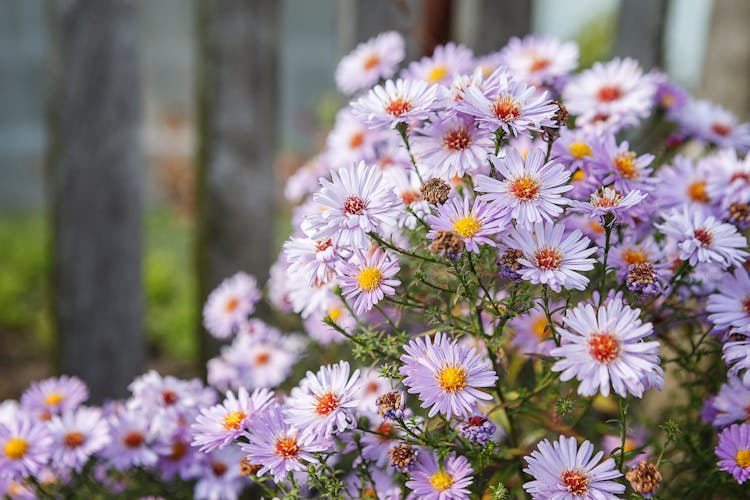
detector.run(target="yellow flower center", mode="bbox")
[687,181,709,203]
[45,392,64,406]
[453,215,481,238]
[736,449,750,468]
[225,297,239,312]
[614,152,639,180]
[427,65,448,83]
[622,248,647,265]
[327,306,342,322]
[568,142,592,160]
[532,316,548,339]
[3,438,28,460]
[429,471,454,491]
[222,410,247,430]
[437,365,467,393]
[571,169,585,182]
[357,267,383,292]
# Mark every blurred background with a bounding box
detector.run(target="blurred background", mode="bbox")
[1,0,748,401]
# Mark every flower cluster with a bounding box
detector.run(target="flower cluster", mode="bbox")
[5,31,750,498]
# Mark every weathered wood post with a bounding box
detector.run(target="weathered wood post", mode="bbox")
[47,0,145,401]
[195,0,280,365]
[613,0,669,69]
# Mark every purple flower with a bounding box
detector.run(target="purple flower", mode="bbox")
[202,272,261,340]
[426,195,509,254]
[657,205,748,268]
[523,435,625,499]
[335,31,404,95]
[572,187,647,226]
[509,302,562,356]
[48,406,110,473]
[456,68,558,136]
[283,235,342,287]
[716,423,750,484]
[476,148,572,228]
[399,332,497,418]
[351,79,439,129]
[592,135,656,194]
[402,42,475,86]
[724,338,750,387]
[191,387,273,453]
[20,375,88,421]
[338,248,401,314]
[303,162,401,250]
[498,35,579,87]
[460,412,498,446]
[239,403,327,483]
[0,414,52,480]
[712,376,750,428]
[708,268,750,336]
[101,409,159,469]
[405,452,474,500]
[194,445,246,500]
[551,294,663,398]
[504,221,596,292]
[410,114,494,179]
[284,361,361,438]
[674,99,750,152]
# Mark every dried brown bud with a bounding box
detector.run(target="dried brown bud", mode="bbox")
[625,461,662,497]
[239,457,262,476]
[552,100,568,126]
[627,262,657,290]
[420,178,451,205]
[388,443,418,471]
[376,390,405,419]
[728,202,750,226]
[429,230,465,258]
[497,248,524,280]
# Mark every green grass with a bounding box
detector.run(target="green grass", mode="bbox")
[0,209,197,362]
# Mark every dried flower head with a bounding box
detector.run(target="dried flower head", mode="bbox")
[388,443,418,471]
[625,461,662,498]
[429,230,466,259]
[376,390,405,420]
[420,178,451,205]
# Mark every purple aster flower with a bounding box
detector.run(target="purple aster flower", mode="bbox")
[702,396,719,425]
[601,426,652,468]
[20,375,88,421]
[284,361,361,438]
[326,110,384,169]
[351,78,439,129]
[551,128,603,188]
[0,415,52,480]
[399,332,497,418]
[592,135,656,194]
[713,376,750,428]
[551,294,663,398]
[239,403,327,483]
[283,235,342,287]
[504,221,597,292]
[609,236,666,280]
[460,412,498,446]
[202,272,261,340]
[405,452,474,500]
[360,420,401,467]
[338,248,401,314]
[191,387,273,453]
[705,149,750,210]
[382,166,431,229]
[652,71,689,114]
[716,423,750,484]
[725,337,750,388]
[220,328,303,390]
[654,155,714,211]
[48,406,110,473]
[410,114,494,179]
[402,42,475,85]
[128,370,215,422]
[572,186,648,226]
[476,148,572,228]
[708,268,750,335]
[155,424,201,481]
[194,445,246,500]
[674,99,750,152]
[356,368,394,420]
[456,68,558,136]
[498,35,579,87]
[335,31,404,95]
[657,205,748,268]
[426,195,509,254]
[523,435,625,499]
[563,57,656,132]
[101,409,159,469]
[303,161,401,250]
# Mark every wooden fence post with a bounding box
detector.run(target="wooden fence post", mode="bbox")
[613,0,669,69]
[47,0,145,401]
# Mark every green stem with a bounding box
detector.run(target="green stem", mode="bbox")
[617,396,629,471]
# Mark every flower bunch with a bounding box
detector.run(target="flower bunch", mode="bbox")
[4,32,750,499]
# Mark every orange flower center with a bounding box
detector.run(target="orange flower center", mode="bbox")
[597,85,622,102]
[509,176,541,201]
[491,94,521,122]
[64,431,86,449]
[123,431,144,449]
[211,461,228,477]
[255,352,271,366]
[436,365,467,393]
[401,189,420,205]
[534,247,563,271]
[711,122,731,137]
[694,227,713,246]
[315,392,340,416]
[344,195,366,215]
[162,390,178,405]
[225,297,239,312]
[588,333,619,363]
[561,469,589,495]
[223,410,247,430]
[530,57,551,72]
[349,132,365,149]
[384,98,412,117]
[614,152,639,180]
[443,127,471,151]
[274,436,300,458]
[687,181,709,203]
[622,248,647,266]
[169,441,188,461]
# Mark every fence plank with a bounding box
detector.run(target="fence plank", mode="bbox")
[613,0,668,69]
[195,0,279,363]
[47,0,145,401]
